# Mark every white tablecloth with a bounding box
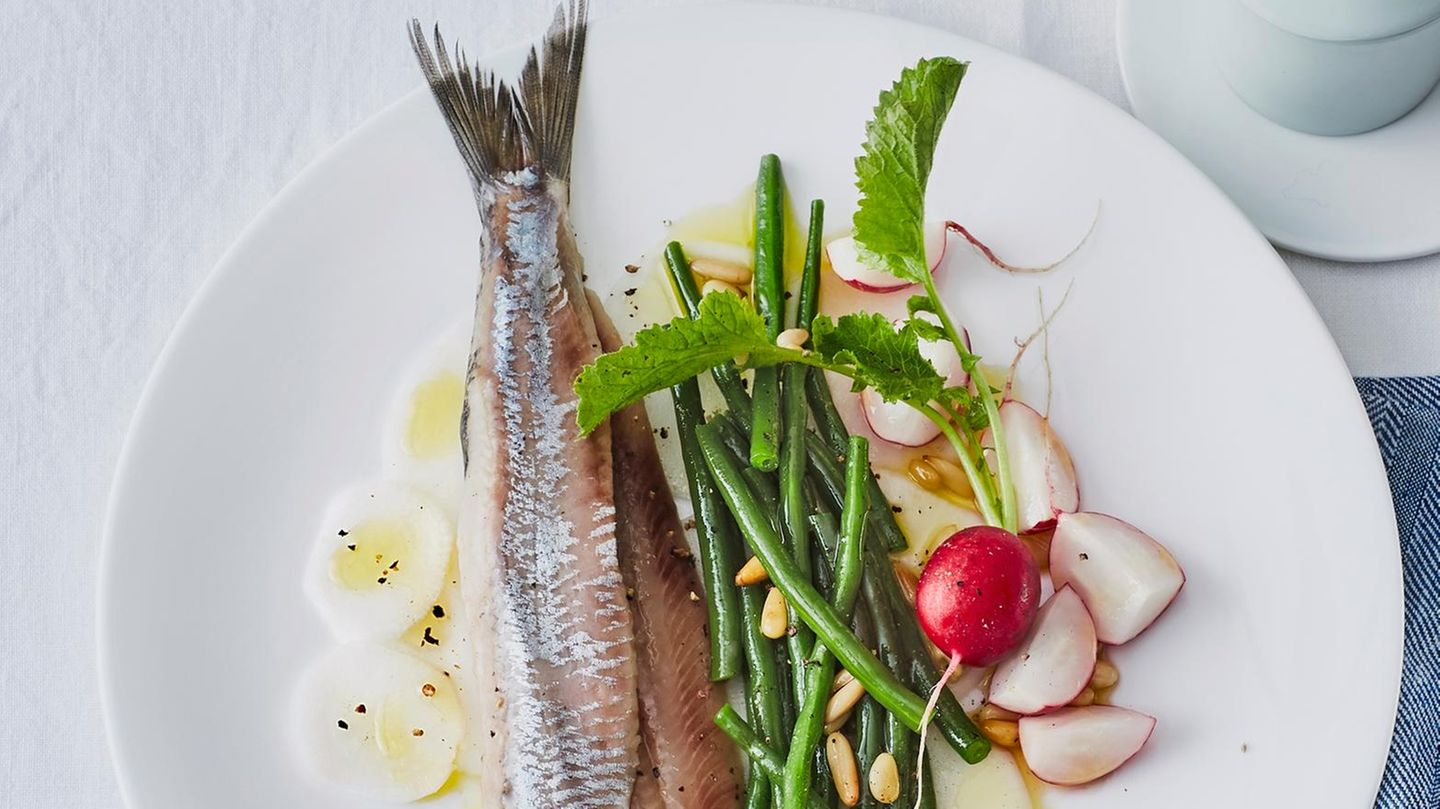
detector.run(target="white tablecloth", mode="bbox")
[2,1,1435,806]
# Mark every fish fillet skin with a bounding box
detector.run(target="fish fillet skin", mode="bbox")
[592,295,744,809]
[411,4,639,807]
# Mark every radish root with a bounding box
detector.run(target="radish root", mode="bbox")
[1003,280,1075,412]
[913,651,965,809]
[945,200,1100,275]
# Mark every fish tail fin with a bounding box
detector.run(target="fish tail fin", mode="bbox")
[409,0,588,194]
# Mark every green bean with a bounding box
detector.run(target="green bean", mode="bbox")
[743,466,782,518]
[813,746,836,808]
[713,412,756,467]
[738,563,786,752]
[669,379,743,680]
[775,641,797,737]
[868,585,919,808]
[745,771,770,809]
[806,511,840,594]
[777,200,826,712]
[856,696,884,809]
[707,434,792,761]
[795,199,824,332]
[805,371,910,552]
[749,155,785,471]
[662,242,753,420]
[781,437,869,809]
[715,707,831,809]
[697,423,964,751]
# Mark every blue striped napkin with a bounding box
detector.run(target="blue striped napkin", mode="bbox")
[1357,377,1440,809]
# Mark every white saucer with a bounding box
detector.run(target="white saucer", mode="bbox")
[1118,0,1440,262]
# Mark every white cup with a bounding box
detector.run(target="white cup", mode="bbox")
[1217,0,1440,135]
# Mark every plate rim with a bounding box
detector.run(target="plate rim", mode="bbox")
[98,3,1404,805]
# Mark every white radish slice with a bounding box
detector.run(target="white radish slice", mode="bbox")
[382,327,468,510]
[996,401,1078,533]
[1018,705,1156,785]
[826,222,948,292]
[988,586,1097,715]
[873,467,982,564]
[928,741,1029,809]
[306,483,454,642]
[294,644,464,801]
[396,566,483,775]
[1049,512,1185,645]
[860,316,969,447]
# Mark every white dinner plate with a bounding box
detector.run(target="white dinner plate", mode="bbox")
[99,5,1401,808]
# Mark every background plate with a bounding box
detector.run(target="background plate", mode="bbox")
[1118,0,1440,262]
[100,5,1400,807]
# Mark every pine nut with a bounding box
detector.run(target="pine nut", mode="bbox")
[691,257,753,285]
[980,719,1019,748]
[831,668,855,694]
[824,677,867,731]
[734,556,769,586]
[1070,687,1096,707]
[869,751,901,804]
[907,457,942,491]
[701,279,742,298]
[1091,659,1119,690]
[826,732,861,807]
[924,455,974,499]
[760,587,788,639]
[977,703,1019,723]
[891,562,919,608]
[776,328,810,351]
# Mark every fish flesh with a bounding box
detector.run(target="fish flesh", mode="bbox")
[591,293,743,809]
[410,4,640,807]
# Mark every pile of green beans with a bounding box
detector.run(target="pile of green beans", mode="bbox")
[660,156,987,809]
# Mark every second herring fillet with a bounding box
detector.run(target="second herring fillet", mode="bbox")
[593,295,744,809]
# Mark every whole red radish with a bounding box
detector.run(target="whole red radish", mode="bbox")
[916,525,1042,667]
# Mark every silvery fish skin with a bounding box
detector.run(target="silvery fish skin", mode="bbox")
[457,174,637,808]
[410,4,640,807]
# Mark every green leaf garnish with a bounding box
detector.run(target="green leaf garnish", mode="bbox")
[575,293,794,434]
[853,57,967,284]
[811,313,945,404]
[574,294,947,434]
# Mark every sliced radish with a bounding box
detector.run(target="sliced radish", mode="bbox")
[916,526,1041,667]
[305,484,455,642]
[988,586,1097,715]
[1019,705,1156,785]
[1049,512,1185,645]
[294,644,464,801]
[826,222,948,292]
[996,401,1078,533]
[860,316,969,447]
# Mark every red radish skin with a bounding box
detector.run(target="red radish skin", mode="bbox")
[992,401,1079,534]
[1018,705,1157,786]
[915,526,1042,667]
[1049,512,1185,645]
[987,586,1097,716]
[826,222,948,293]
